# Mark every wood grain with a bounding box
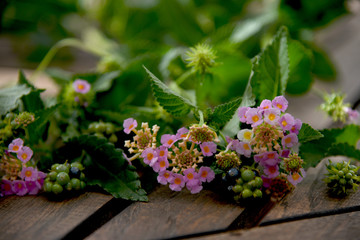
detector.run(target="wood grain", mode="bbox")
[193,211,360,240]
[86,185,245,240]
[0,192,113,240]
[260,158,360,226]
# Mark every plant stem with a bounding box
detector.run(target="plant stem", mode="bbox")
[30,38,85,83]
[198,110,204,125]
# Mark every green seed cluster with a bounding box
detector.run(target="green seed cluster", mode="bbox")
[324,160,360,196]
[232,168,263,201]
[88,121,118,143]
[43,162,86,195]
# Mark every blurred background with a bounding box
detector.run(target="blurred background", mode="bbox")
[0,0,360,128]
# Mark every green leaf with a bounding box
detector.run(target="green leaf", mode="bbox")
[144,66,197,117]
[92,71,121,93]
[18,70,45,113]
[27,105,59,144]
[311,46,337,81]
[67,135,148,201]
[250,26,289,101]
[286,40,313,94]
[298,123,323,143]
[301,125,360,168]
[207,97,242,129]
[0,84,31,115]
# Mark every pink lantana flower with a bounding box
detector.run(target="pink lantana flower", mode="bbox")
[152,157,169,173]
[289,118,302,134]
[12,180,28,196]
[8,138,24,153]
[280,149,291,158]
[176,127,189,139]
[264,165,280,178]
[73,79,91,94]
[26,181,41,195]
[20,167,38,181]
[1,179,14,196]
[263,108,280,125]
[183,168,199,184]
[259,99,272,111]
[254,153,264,163]
[272,96,288,112]
[262,151,280,166]
[278,113,295,131]
[282,133,298,148]
[345,107,360,122]
[237,129,253,142]
[157,170,174,185]
[238,107,250,123]
[287,169,306,186]
[198,166,215,183]
[157,146,168,159]
[245,108,263,127]
[141,147,158,165]
[17,146,33,163]
[187,181,203,194]
[161,134,178,148]
[123,118,137,134]
[169,173,185,191]
[236,142,252,158]
[200,142,217,157]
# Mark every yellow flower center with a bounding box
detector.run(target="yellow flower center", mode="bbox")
[25,170,32,177]
[187,173,194,179]
[174,178,181,185]
[201,171,208,178]
[243,143,250,150]
[129,124,134,129]
[203,146,210,153]
[159,161,166,168]
[159,150,165,157]
[18,183,23,189]
[282,120,288,127]
[167,139,174,145]
[147,153,154,160]
[292,173,300,181]
[164,172,170,178]
[21,153,28,160]
[269,114,276,121]
[252,115,259,122]
[285,137,292,144]
[277,104,283,109]
[268,153,275,159]
[13,146,19,151]
[77,84,85,90]
[269,166,277,174]
[244,132,252,140]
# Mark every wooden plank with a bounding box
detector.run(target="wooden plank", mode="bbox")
[86,185,245,240]
[0,192,114,240]
[193,211,360,240]
[260,157,360,226]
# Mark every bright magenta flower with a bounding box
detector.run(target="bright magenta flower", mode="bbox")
[264,165,280,178]
[1,179,14,196]
[17,146,33,163]
[25,181,41,195]
[73,79,91,94]
[8,138,24,153]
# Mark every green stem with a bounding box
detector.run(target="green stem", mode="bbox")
[175,70,193,85]
[30,38,86,83]
[219,131,227,144]
[311,86,325,99]
[198,110,204,125]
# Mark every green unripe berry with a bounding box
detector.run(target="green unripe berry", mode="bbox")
[243,183,252,190]
[242,189,253,198]
[71,162,84,171]
[65,182,72,191]
[253,189,263,198]
[254,177,263,188]
[342,168,348,175]
[109,134,118,143]
[248,180,256,188]
[233,185,243,193]
[56,164,69,174]
[105,124,115,135]
[236,178,244,185]
[71,178,81,190]
[52,183,63,194]
[348,179,354,185]
[346,173,353,179]
[51,164,60,171]
[80,181,86,190]
[338,170,344,178]
[339,178,347,185]
[49,171,57,181]
[233,195,240,202]
[94,133,105,138]
[80,172,86,180]
[44,182,53,192]
[56,172,70,185]
[241,170,255,182]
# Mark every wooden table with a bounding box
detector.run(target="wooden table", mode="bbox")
[1,9,360,240]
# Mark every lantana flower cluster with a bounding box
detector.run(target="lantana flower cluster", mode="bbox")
[123,119,217,194]
[0,138,46,196]
[223,96,306,196]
